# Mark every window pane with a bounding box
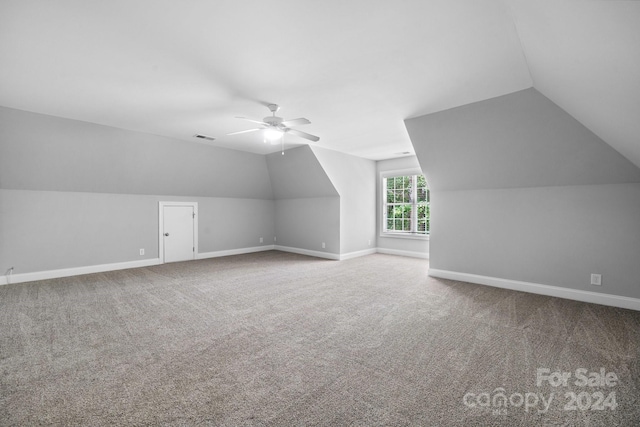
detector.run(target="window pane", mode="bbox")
[403,189,411,203]
[403,220,410,231]
[386,177,393,190]
[394,219,402,230]
[417,204,426,219]
[386,190,395,203]
[386,219,393,231]
[417,188,427,203]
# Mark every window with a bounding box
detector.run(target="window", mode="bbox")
[382,173,429,236]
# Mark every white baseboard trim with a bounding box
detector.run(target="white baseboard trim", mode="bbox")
[197,245,275,260]
[340,248,377,260]
[428,269,640,311]
[0,258,163,286]
[274,245,340,260]
[376,248,429,259]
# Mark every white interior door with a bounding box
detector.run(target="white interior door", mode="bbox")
[162,205,195,263]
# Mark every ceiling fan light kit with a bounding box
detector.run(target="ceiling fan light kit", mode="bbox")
[228,104,320,148]
[263,127,284,142]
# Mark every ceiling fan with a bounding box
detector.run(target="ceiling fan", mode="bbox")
[227,104,320,144]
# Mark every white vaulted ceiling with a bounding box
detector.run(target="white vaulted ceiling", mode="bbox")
[0,1,638,164]
[508,0,640,168]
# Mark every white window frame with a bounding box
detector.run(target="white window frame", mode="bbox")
[380,168,429,240]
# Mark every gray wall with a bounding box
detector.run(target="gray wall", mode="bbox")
[0,107,274,198]
[267,145,377,256]
[197,197,274,253]
[266,146,341,255]
[376,156,429,257]
[431,184,640,299]
[406,88,640,299]
[0,190,275,274]
[274,197,340,254]
[1,107,275,274]
[311,146,376,254]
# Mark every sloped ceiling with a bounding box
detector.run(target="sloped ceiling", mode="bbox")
[405,88,640,191]
[0,107,274,198]
[266,146,338,199]
[0,1,638,164]
[507,0,640,168]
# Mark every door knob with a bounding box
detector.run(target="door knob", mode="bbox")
[164,233,169,236]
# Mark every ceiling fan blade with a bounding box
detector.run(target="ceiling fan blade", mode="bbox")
[227,128,261,136]
[287,128,320,142]
[235,116,269,126]
[281,118,310,127]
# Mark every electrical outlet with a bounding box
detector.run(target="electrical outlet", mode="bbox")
[5,267,15,285]
[139,248,145,256]
[322,242,326,249]
[259,237,263,243]
[590,273,602,286]
[274,236,277,242]
[368,239,371,246]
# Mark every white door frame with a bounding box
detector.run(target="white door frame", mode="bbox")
[159,201,198,263]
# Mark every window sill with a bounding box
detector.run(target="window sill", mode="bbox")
[379,233,429,241]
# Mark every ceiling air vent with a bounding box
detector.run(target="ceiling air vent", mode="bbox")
[193,134,216,141]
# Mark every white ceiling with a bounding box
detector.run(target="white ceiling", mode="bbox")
[0,1,638,163]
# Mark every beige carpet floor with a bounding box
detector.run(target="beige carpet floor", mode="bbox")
[1,251,639,426]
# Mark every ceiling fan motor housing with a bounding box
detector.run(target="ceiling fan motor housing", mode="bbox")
[228,103,319,142]
[264,116,283,126]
